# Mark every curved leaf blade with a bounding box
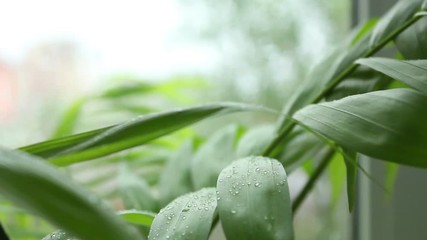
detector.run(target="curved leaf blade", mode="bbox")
[0,147,143,240]
[236,125,275,158]
[216,157,294,240]
[395,17,427,59]
[294,89,427,168]
[118,210,155,227]
[369,0,422,48]
[20,103,270,166]
[148,188,217,240]
[357,57,427,95]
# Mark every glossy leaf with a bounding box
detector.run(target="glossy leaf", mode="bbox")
[118,210,156,227]
[369,0,422,48]
[0,147,143,240]
[357,57,427,94]
[191,125,242,189]
[216,157,294,240]
[294,89,427,168]
[395,17,427,59]
[158,141,195,206]
[148,188,217,240]
[20,103,269,166]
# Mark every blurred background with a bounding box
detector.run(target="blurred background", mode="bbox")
[0,0,352,239]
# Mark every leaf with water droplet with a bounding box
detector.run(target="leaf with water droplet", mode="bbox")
[118,210,156,227]
[148,188,217,240]
[42,230,78,240]
[216,157,294,240]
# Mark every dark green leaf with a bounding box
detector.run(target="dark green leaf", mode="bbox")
[0,222,9,240]
[191,125,242,189]
[294,89,427,168]
[216,157,294,240]
[118,210,155,227]
[369,0,422,48]
[326,66,391,101]
[20,103,270,166]
[0,147,143,240]
[357,57,427,94]
[395,17,427,59]
[159,141,195,206]
[148,188,217,240]
[342,149,358,212]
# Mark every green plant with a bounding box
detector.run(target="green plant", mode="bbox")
[2,0,427,239]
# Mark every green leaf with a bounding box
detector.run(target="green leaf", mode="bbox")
[294,88,427,168]
[118,168,159,212]
[236,125,275,158]
[395,17,427,59]
[20,103,270,166]
[357,57,427,95]
[326,66,391,101]
[328,153,346,208]
[0,147,143,240]
[42,230,77,240]
[342,149,358,212]
[51,98,87,138]
[279,127,326,172]
[118,210,155,227]
[369,0,422,48]
[385,162,399,197]
[216,157,294,240]
[148,188,217,240]
[158,141,195,206]
[351,19,378,45]
[190,125,242,189]
[0,222,9,240]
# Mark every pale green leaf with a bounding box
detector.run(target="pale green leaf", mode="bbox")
[294,89,427,168]
[0,147,143,240]
[42,230,77,240]
[357,57,427,95]
[148,188,217,240]
[236,125,275,158]
[118,210,155,227]
[20,103,270,166]
[216,157,294,240]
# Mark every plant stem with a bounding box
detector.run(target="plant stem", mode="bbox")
[263,13,425,159]
[292,148,335,213]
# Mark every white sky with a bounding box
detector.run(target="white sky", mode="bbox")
[0,0,217,78]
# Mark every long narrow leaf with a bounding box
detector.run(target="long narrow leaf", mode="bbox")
[0,147,143,240]
[20,103,271,166]
[294,89,427,168]
[118,210,155,227]
[357,57,427,95]
[369,0,422,48]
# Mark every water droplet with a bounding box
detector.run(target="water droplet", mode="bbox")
[219,179,224,182]
[255,182,261,187]
[231,210,237,214]
[255,167,260,172]
[204,207,209,211]
[166,235,170,239]
[182,216,187,220]
[182,208,190,212]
